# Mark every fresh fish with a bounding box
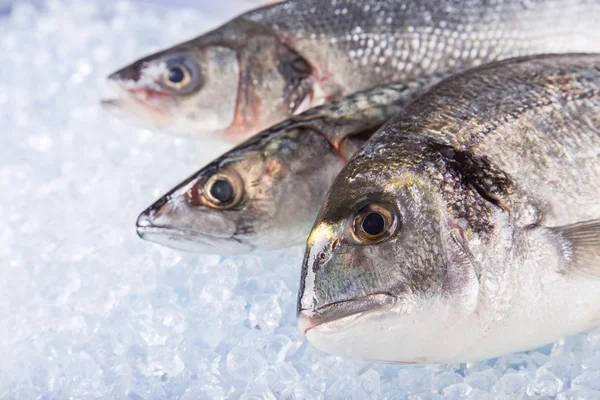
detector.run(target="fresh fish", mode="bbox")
[297,54,600,364]
[136,81,428,254]
[105,0,600,141]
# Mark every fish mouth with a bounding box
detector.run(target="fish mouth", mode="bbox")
[298,293,396,334]
[136,213,254,254]
[101,82,173,128]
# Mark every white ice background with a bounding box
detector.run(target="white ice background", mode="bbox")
[1,1,600,398]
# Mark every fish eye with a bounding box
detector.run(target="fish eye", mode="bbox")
[210,179,234,204]
[352,203,399,244]
[159,55,203,93]
[163,64,192,89]
[202,170,244,209]
[362,212,385,236]
[168,66,186,84]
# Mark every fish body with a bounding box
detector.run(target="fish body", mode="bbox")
[136,81,426,254]
[106,0,600,141]
[298,54,600,364]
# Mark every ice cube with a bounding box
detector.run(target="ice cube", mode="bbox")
[464,369,498,392]
[433,371,463,392]
[526,370,564,396]
[491,372,527,399]
[442,383,473,399]
[226,345,269,383]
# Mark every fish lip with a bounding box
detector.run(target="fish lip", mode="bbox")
[101,79,172,116]
[136,221,233,244]
[298,293,396,334]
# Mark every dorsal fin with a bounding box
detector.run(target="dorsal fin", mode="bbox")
[291,79,437,158]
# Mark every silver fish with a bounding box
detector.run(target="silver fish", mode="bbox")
[105,0,600,142]
[136,81,427,254]
[298,54,600,364]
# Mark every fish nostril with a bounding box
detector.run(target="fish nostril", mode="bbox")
[150,195,169,212]
[319,252,326,260]
[332,238,339,250]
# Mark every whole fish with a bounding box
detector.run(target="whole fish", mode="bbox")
[136,80,428,254]
[105,0,600,141]
[297,54,600,364]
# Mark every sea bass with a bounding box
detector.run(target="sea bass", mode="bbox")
[136,81,428,254]
[105,0,600,141]
[298,54,600,364]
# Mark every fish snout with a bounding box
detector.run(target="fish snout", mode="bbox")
[297,311,320,334]
[136,210,154,238]
[297,294,396,335]
[136,196,169,236]
[108,62,143,83]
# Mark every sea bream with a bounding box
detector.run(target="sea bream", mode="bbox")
[105,0,600,142]
[297,54,600,364]
[136,81,429,254]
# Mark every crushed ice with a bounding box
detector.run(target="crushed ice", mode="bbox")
[1,1,600,398]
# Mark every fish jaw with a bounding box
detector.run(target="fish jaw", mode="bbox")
[300,294,483,364]
[297,293,396,334]
[101,82,176,131]
[135,224,255,254]
[136,195,255,255]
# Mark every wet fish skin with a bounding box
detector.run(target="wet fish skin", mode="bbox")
[136,81,427,254]
[106,0,600,141]
[298,54,600,364]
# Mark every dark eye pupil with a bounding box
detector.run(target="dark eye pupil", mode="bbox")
[210,179,234,204]
[362,212,385,236]
[168,66,185,83]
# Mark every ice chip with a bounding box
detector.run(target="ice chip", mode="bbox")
[280,383,319,400]
[433,371,463,392]
[556,388,600,400]
[526,370,564,396]
[142,346,185,380]
[226,346,269,383]
[249,294,282,334]
[266,362,299,394]
[407,393,443,400]
[442,383,473,399]
[572,370,600,390]
[359,369,381,395]
[467,389,495,400]
[182,383,226,400]
[397,367,436,394]
[325,376,368,400]
[491,372,528,399]
[241,383,277,400]
[464,369,498,392]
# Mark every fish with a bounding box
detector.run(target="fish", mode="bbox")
[136,80,430,254]
[297,53,600,364]
[105,0,600,142]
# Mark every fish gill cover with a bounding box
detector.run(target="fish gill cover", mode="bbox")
[1,0,600,398]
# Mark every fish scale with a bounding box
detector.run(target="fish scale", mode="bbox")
[248,0,600,91]
[367,54,600,228]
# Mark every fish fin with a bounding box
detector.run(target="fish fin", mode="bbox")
[552,220,600,278]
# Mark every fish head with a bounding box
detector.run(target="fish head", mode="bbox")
[297,138,483,364]
[104,43,240,137]
[105,21,323,141]
[137,126,345,254]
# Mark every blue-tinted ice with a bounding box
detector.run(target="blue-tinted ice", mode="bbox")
[1,1,600,398]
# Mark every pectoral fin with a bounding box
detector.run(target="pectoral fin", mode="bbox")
[552,220,600,278]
